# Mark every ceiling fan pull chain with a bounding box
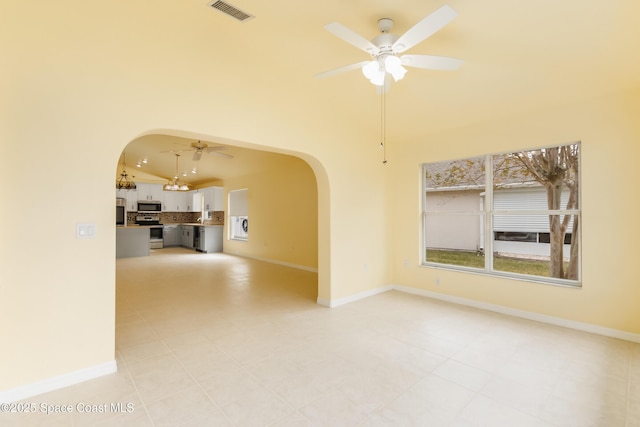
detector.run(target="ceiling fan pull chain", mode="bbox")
[381,90,387,165]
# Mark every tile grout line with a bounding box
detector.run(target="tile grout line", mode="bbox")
[114,344,157,427]
[133,308,236,425]
[162,334,242,426]
[625,342,632,427]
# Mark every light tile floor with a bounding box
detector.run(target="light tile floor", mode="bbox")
[3,247,640,426]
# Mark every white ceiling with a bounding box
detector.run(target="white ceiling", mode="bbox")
[117,0,640,185]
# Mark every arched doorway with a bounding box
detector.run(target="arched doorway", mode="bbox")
[116,132,320,271]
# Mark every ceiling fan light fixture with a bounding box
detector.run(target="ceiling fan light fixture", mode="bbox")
[362,60,379,80]
[362,60,386,86]
[385,55,407,81]
[370,71,386,86]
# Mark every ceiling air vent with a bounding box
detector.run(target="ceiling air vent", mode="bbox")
[207,1,254,22]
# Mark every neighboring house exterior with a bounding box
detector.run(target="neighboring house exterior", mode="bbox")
[425,157,574,260]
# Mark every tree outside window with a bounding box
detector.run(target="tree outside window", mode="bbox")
[423,142,580,285]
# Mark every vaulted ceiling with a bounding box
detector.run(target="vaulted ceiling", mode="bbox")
[117,0,640,186]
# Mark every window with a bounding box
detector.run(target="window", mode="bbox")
[229,189,248,241]
[422,143,580,285]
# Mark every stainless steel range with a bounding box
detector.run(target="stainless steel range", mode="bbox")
[136,214,164,249]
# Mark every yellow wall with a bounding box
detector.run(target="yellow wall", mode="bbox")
[2,0,638,398]
[389,89,640,334]
[0,0,390,392]
[223,155,318,270]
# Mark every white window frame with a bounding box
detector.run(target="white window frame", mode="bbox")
[422,144,581,287]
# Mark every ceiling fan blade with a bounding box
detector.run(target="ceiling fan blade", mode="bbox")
[392,5,458,53]
[401,54,463,71]
[212,152,233,159]
[314,61,370,79]
[193,151,202,161]
[205,146,227,152]
[324,22,379,54]
[160,149,189,153]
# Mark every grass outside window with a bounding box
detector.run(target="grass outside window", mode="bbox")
[426,249,568,277]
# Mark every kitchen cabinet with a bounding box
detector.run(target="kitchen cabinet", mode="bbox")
[163,225,179,246]
[180,225,194,249]
[136,183,163,202]
[203,186,224,211]
[117,188,138,211]
[188,191,202,212]
[195,225,223,253]
[163,191,187,212]
[116,227,150,258]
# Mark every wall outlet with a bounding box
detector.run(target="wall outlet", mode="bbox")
[435,277,441,286]
[403,259,409,268]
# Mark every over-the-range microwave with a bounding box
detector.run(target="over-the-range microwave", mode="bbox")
[137,201,162,212]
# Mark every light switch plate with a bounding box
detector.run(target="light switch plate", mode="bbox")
[77,223,96,239]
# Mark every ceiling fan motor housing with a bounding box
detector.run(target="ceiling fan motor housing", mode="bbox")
[377,18,394,33]
[371,33,399,57]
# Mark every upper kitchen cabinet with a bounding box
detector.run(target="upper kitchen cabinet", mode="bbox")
[203,187,224,211]
[116,188,138,211]
[188,190,202,212]
[163,191,188,212]
[161,189,214,212]
[137,183,163,202]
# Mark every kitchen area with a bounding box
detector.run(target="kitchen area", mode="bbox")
[116,183,225,258]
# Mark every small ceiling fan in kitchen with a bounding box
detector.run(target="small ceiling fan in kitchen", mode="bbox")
[314,5,463,90]
[162,141,233,161]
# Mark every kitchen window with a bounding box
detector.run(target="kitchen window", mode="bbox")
[229,188,248,241]
[422,142,581,286]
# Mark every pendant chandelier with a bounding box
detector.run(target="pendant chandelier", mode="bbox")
[116,153,137,190]
[164,154,190,191]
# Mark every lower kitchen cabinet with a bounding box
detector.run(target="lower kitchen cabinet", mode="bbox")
[180,225,195,249]
[195,225,223,253]
[163,225,179,247]
[116,227,150,258]
[160,224,223,252]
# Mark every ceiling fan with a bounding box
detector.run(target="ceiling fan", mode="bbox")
[163,141,233,161]
[315,5,463,89]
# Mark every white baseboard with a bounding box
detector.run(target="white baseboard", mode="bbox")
[0,360,117,403]
[317,285,394,308]
[317,284,640,343]
[392,285,640,343]
[224,252,318,273]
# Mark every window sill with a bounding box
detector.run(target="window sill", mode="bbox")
[420,262,582,289]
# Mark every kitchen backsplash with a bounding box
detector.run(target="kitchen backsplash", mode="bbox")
[126,211,224,225]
